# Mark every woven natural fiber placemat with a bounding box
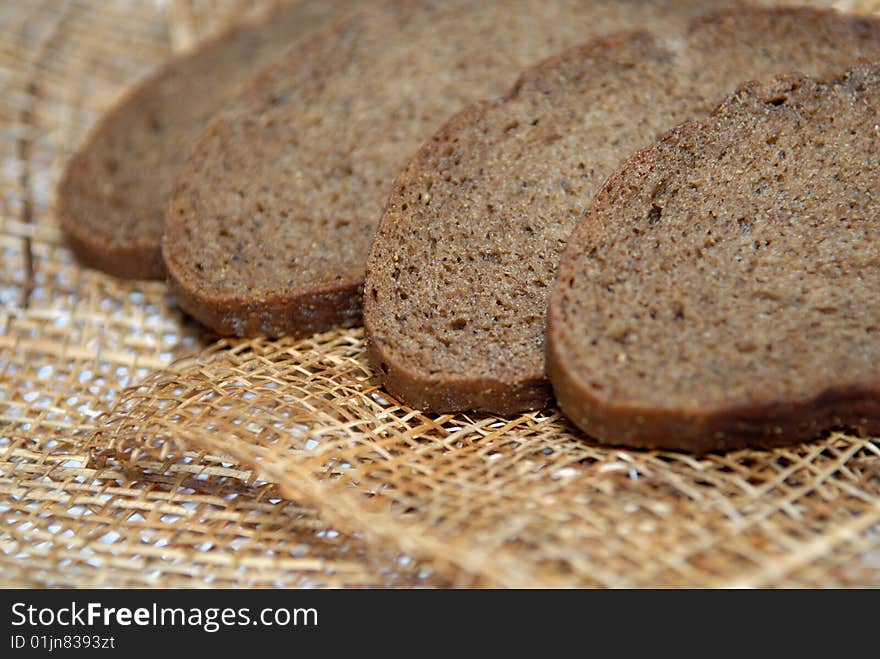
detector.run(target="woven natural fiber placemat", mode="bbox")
[3,0,879,588]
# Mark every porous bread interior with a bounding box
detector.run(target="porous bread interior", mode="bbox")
[552,65,880,411]
[366,8,880,406]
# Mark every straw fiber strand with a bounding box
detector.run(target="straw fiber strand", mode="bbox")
[4,0,880,588]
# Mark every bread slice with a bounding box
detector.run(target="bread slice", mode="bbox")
[548,63,880,451]
[58,0,357,280]
[161,0,738,337]
[364,7,880,415]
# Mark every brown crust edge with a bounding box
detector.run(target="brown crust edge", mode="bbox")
[547,317,880,453]
[546,65,880,452]
[60,218,167,280]
[167,271,364,338]
[367,335,554,416]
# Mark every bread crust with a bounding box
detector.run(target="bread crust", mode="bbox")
[168,270,363,338]
[60,213,165,279]
[547,341,880,452]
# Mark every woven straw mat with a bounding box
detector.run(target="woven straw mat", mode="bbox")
[3,0,879,589]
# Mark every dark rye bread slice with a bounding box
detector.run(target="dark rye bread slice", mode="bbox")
[548,63,880,452]
[162,0,738,337]
[364,7,880,415]
[58,0,357,280]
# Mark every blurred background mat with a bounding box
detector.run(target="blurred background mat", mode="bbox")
[2,0,879,588]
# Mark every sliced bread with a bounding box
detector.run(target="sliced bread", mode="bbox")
[58,0,358,280]
[364,7,880,414]
[162,0,736,336]
[547,63,880,451]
